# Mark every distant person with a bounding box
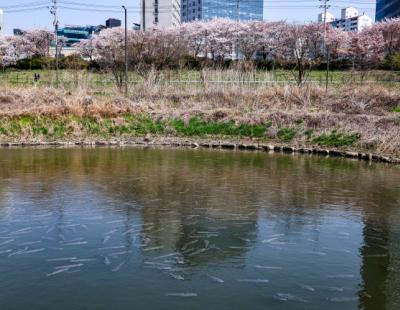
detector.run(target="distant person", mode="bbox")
[34,73,41,83]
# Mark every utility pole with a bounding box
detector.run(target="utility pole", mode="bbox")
[142,0,146,31]
[319,0,331,91]
[236,0,240,22]
[236,0,240,60]
[122,5,128,96]
[50,0,59,87]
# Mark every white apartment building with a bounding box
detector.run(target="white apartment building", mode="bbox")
[318,12,335,23]
[0,9,4,36]
[141,0,181,30]
[319,7,373,32]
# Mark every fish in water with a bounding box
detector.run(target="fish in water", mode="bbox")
[103,256,111,265]
[55,264,84,270]
[112,261,125,272]
[98,246,125,251]
[300,285,315,292]
[18,248,45,255]
[9,228,32,235]
[71,258,96,262]
[188,248,207,257]
[169,273,185,280]
[238,279,269,283]
[8,248,28,257]
[0,239,14,246]
[261,238,280,244]
[109,251,132,257]
[327,274,354,279]
[63,241,88,246]
[181,239,199,251]
[18,241,41,246]
[102,236,111,244]
[143,246,164,252]
[104,229,118,236]
[274,293,307,302]
[309,251,327,256]
[329,297,358,303]
[153,252,180,260]
[47,268,68,277]
[327,287,344,292]
[47,257,77,262]
[165,293,197,297]
[255,265,282,270]
[207,274,224,283]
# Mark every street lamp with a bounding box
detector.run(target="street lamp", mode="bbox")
[122,5,128,96]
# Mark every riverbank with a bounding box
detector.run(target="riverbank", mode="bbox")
[0,85,399,163]
[1,136,399,165]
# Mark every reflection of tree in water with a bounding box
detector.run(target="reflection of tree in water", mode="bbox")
[359,206,400,310]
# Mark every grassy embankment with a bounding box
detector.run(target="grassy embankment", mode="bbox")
[0,70,399,157]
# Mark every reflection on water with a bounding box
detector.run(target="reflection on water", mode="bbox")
[0,147,399,310]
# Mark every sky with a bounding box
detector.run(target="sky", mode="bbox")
[1,0,377,35]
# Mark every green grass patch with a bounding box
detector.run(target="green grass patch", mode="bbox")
[9,120,22,135]
[170,117,267,137]
[392,107,400,113]
[0,127,7,135]
[312,130,361,147]
[304,128,314,140]
[80,117,102,135]
[277,128,297,141]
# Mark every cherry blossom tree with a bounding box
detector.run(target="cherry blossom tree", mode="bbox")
[281,23,325,85]
[204,18,235,63]
[90,28,126,89]
[348,27,385,73]
[0,35,36,68]
[375,18,400,68]
[23,30,54,57]
[325,28,349,61]
[179,21,209,58]
[75,37,96,61]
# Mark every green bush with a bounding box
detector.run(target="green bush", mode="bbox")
[383,53,400,71]
[15,57,52,70]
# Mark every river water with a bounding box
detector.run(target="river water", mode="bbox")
[0,147,399,310]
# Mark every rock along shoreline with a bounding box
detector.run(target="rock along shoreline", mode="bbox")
[1,136,399,165]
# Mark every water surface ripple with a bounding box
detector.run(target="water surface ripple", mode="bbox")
[0,148,399,310]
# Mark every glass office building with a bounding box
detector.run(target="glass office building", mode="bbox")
[376,0,400,21]
[181,0,263,22]
[57,26,104,47]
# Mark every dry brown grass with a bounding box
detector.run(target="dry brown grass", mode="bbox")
[0,83,399,155]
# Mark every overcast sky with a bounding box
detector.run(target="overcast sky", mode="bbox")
[1,0,377,35]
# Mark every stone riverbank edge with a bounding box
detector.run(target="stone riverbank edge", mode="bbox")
[1,136,399,165]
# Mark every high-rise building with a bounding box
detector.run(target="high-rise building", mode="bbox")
[181,0,263,22]
[141,0,181,30]
[0,9,4,36]
[141,0,263,30]
[376,0,400,21]
[106,18,122,28]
